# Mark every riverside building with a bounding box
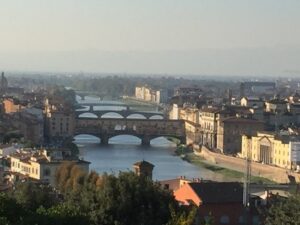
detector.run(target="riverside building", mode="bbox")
[241,131,300,170]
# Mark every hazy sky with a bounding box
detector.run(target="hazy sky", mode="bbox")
[1,0,300,75]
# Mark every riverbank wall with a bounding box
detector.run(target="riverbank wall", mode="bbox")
[193,144,300,183]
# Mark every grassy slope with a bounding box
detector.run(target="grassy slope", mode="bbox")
[186,153,275,184]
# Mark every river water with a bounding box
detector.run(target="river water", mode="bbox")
[74,96,227,181]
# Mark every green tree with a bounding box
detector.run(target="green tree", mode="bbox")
[12,182,58,211]
[167,206,198,225]
[56,165,184,225]
[3,132,22,144]
[62,138,79,157]
[36,203,89,225]
[83,172,176,225]
[0,193,24,224]
[0,217,11,225]
[265,194,300,225]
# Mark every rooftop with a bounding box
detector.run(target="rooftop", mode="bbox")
[133,160,154,168]
[222,117,264,124]
[189,182,243,204]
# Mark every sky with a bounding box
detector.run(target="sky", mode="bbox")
[0,0,300,76]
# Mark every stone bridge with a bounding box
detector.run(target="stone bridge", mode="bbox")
[74,118,186,145]
[78,102,154,109]
[76,91,103,100]
[76,107,165,119]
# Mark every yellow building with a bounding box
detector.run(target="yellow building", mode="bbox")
[135,85,167,104]
[10,149,90,186]
[242,132,300,170]
[3,98,27,113]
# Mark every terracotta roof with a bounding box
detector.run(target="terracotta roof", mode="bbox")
[189,182,243,204]
[201,107,221,113]
[222,117,264,124]
[133,160,154,168]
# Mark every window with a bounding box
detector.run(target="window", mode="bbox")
[204,215,213,224]
[238,216,245,224]
[252,216,260,225]
[220,215,229,224]
[43,168,51,176]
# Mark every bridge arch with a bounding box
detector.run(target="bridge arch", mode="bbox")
[108,134,142,145]
[149,115,164,120]
[126,113,147,119]
[73,134,101,143]
[77,112,98,118]
[150,136,184,145]
[101,112,124,118]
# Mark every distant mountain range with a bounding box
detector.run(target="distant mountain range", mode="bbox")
[1,47,299,77]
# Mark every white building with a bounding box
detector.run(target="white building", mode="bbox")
[10,149,90,186]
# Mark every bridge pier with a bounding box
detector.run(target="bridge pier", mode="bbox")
[101,135,109,145]
[141,136,150,146]
[180,137,187,145]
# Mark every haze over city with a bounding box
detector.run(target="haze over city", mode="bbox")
[1,0,300,76]
[2,1,300,225]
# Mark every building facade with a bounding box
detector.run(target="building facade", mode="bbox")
[3,98,27,114]
[10,110,44,145]
[135,86,167,104]
[10,149,90,186]
[44,98,75,139]
[241,132,300,170]
[199,107,220,149]
[217,118,265,154]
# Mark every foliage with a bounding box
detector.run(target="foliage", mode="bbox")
[167,206,198,225]
[62,138,79,157]
[264,194,300,225]
[23,140,34,148]
[48,85,77,106]
[11,182,59,211]
[55,162,195,225]
[36,203,89,225]
[55,162,87,193]
[0,193,25,224]
[2,132,22,144]
[0,164,198,225]
[0,217,10,225]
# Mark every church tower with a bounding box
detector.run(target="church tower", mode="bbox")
[0,72,8,95]
[133,160,154,180]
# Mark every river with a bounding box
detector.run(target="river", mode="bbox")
[74,96,227,181]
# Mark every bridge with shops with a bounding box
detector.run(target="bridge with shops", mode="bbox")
[74,118,186,145]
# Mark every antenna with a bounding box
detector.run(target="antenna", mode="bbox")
[243,144,251,225]
[243,146,251,207]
